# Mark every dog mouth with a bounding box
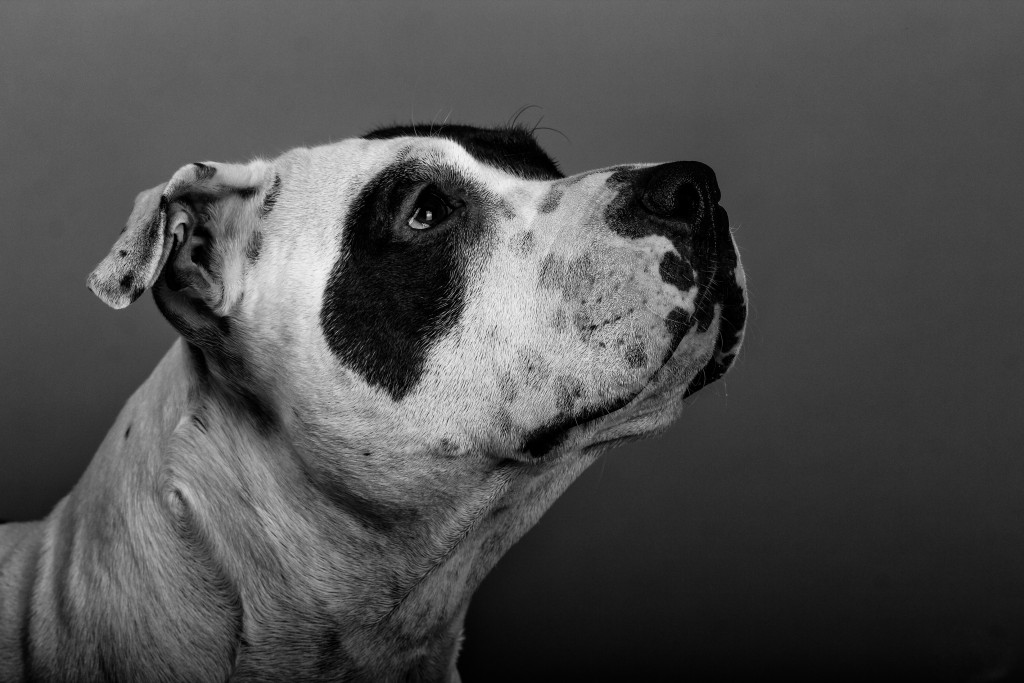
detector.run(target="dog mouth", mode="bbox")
[517,166,746,461]
[654,168,747,398]
[680,198,747,398]
[682,264,746,397]
[523,259,746,461]
[524,210,746,460]
[577,293,743,456]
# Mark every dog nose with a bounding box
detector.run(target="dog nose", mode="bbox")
[639,161,720,226]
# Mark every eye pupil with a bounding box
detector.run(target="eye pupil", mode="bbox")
[409,189,452,230]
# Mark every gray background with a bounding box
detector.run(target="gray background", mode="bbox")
[1,2,1022,680]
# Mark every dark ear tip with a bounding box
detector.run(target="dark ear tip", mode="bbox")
[86,272,133,310]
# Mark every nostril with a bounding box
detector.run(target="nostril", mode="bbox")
[641,165,704,224]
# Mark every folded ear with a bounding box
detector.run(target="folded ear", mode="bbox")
[87,160,275,312]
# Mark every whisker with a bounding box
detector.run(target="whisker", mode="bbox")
[533,126,572,145]
[508,104,542,128]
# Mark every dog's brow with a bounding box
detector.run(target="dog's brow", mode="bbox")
[363,123,562,180]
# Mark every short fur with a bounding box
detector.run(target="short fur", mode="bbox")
[0,125,746,681]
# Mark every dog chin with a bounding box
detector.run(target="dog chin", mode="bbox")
[579,308,723,454]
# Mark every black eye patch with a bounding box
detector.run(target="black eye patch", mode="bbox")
[320,160,490,401]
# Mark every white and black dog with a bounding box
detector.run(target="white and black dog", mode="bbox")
[0,124,746,681]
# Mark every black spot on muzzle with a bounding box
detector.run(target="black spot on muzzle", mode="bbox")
[605,161,746,389]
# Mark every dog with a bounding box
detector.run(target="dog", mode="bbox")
[0,123,746,681]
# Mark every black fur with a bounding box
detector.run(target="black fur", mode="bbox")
[603,163,731,355]
[364,124,563,181]
[601,162,746,396]
[683,251,746,397]
[320,159,492,401]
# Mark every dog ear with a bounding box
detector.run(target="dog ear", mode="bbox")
[88,160,274,312]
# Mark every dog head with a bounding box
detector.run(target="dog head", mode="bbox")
[88,124,746,501]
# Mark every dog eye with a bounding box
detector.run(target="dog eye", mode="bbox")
[407,188,453,230]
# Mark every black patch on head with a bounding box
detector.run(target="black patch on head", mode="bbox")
[245,230,263,263]
[119,273,134,290]
[320,160,491,401]
[260,174,281,218]
[123,424,131,439]
[364,123,563,181]
[192,162,216,181]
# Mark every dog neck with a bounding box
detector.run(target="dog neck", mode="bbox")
[32,339,595,680]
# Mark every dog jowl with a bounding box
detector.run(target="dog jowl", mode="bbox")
[0,124,746,681]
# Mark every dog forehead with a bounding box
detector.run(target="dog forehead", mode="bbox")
[293,138,478,196]
[273,124,562,210]
[361,124,562,181]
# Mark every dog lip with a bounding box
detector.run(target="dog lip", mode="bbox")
[581,435,636,454]
[565,242,732,451]
[576,326,719,453]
